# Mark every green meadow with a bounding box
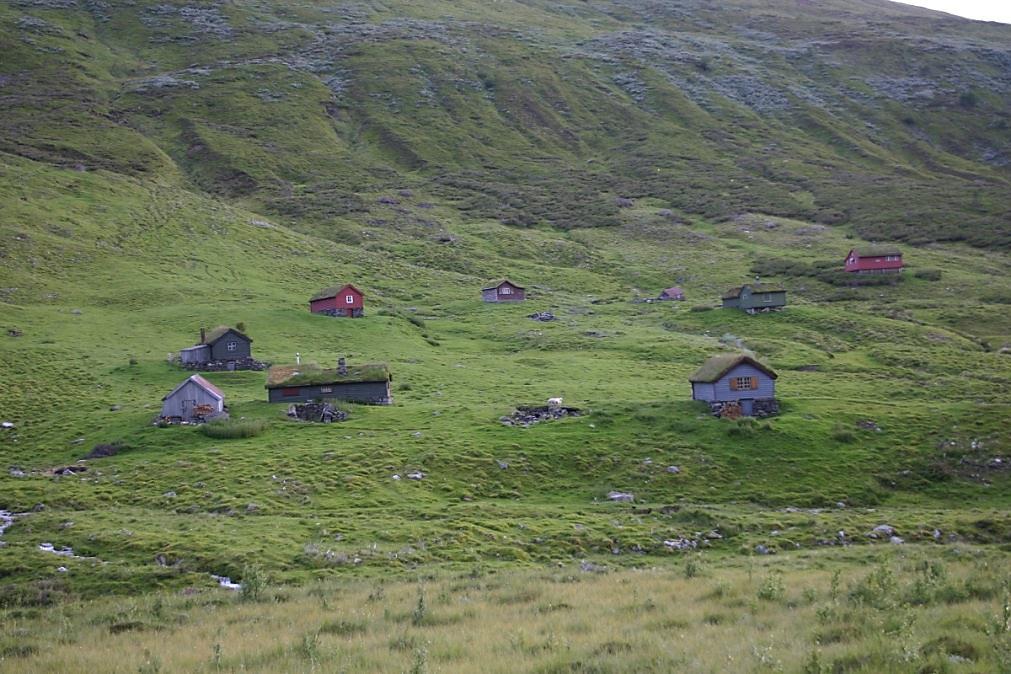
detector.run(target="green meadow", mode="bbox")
[1,0,1010,670]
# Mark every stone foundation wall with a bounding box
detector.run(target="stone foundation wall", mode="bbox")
[709,398,780,418]
[181,357,269,372]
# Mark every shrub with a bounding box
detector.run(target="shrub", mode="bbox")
[690,305,713,312]
[982,291,1011,304]
[914,269,942,281]
[832,426,856,443]
[239,564,266,602]
[85,441,130,459]
[757,572,786,601]
[200,419,268,439]
[727,418,758,437]
[412,588,427,626]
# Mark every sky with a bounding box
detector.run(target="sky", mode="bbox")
[890,0,1011,23]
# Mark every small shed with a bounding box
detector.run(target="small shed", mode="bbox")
[265,358,391,405]
[310,284,364,317]
[722,284,786,313]
[689,354,778,417]
[844,247,903,274]
[482,279,525,302]
[179,344,211,365]
[160,374,225,422]
[659,286,685,301]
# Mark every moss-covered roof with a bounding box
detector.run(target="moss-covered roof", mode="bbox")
[482,279,524,291]
[722,284,786,300]
[203,325,251,345]
[265,362,390,388]
[688,354,777,383]
[310,284,363,302]
[850,247,902,258]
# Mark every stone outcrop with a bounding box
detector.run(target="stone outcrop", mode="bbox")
[500,405,582,427]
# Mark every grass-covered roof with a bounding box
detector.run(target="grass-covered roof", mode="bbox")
[722,284,786,299]
[689,354,777,383]
[266,363,390,388]
[203,325,251,345]
[851,247,902,258]
[310,284,362,302]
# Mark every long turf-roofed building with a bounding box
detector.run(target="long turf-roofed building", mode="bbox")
[266,358,391,404]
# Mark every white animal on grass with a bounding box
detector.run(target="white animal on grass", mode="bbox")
[547,397,563,408]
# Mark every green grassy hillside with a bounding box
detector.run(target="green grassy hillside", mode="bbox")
[0,2,1010,670]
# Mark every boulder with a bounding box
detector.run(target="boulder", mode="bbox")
[607,491,634,502]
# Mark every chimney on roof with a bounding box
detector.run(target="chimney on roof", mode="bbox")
[338,357,347,376]
[200,327,206,344]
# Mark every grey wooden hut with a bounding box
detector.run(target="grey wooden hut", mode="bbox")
[160,375,225,422]
[721,284,786,313]
[689,354,778,417]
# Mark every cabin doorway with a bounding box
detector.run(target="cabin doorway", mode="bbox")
[740,399,754,416]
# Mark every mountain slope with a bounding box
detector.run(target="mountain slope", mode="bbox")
[2,0,1009,246]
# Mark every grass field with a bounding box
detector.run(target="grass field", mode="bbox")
[3,548,1010,672]
[1,0,1010,670]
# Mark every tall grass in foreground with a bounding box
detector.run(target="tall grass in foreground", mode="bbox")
[2,548,1009,673]
[199,418,269,439]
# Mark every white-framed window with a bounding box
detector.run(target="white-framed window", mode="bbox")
[345,295,354,304]
[735,377,755,391]
[763,294,773,303]
[227,341,237,352]
[500,286,512,295]
[320,386,332,393]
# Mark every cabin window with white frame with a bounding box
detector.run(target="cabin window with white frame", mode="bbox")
[320,386,332,393]
[500,286,512,294]
[735,377,755,391]
[346,295,354,304]
[227,341,237,352]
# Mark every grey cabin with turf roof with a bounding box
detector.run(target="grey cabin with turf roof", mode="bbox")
[179,326,253,365]
[265,358,392,404]
[722,284,786,313]
[689,354,778,417]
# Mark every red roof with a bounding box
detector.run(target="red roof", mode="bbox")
[662,286,684,296]
[163,374,224,401]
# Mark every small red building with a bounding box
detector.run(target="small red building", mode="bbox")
[845,248,903,274]
[310,284,364,317]
[482,279,525,302]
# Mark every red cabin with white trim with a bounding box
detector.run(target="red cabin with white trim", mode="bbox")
[845,248,903,273]
[309,284,365,317]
